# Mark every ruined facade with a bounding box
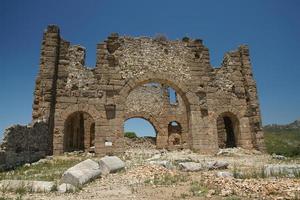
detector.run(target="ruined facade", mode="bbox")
[31,25,265,156]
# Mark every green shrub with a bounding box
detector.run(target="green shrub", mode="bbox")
[264,128,300,157]
[182,36,190,42]
[124,132,138,139]
[189,181,208,196]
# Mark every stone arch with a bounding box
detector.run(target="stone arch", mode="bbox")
[118,73,198,108]
[53,104,101,154]
[215,111,240,149]
[60,104,101,123]
[124,112,163,136]
[118,74,199,148]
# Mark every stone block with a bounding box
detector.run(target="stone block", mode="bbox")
[264,164,300,177]
[207,161,229,170]
[58,183,76,193]
[178,162,204,172]
[0,180,55,193]
[98,156,125,175]
[60,159,101,187]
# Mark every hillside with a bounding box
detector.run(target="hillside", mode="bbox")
[263,119,300,157]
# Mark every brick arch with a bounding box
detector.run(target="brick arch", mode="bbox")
[124,111,164,137]
[118,73,198,108]
[166,118,187,132]
[118,74,200,149]
[213,110,241,148]
[60,104,101,123]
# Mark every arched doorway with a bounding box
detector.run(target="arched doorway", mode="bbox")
[168,121,183,149]
[217,113,240,148]
[63,111,95,152]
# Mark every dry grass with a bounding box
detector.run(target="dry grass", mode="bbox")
[0,155,86,181]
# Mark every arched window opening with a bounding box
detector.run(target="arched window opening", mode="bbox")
[168,87,178,105]
[168,121,182,146]
[217,114,239,149]
[124,117,157,144]
[64,112,95,152]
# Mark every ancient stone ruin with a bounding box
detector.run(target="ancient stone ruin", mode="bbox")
[1,25,265,168]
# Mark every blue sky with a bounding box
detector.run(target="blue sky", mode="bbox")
[1,0,300,138]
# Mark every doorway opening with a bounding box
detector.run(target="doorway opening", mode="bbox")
[63,112,95,152]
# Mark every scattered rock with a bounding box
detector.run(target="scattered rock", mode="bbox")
[58,183,76,193]
[216,171,233,177]
[98,156,125,175]
[149,160,173,169]
[178,162,204,172]
[272,154,287,160]
[147,154,161,161]
[61,159,101,187]
[216,147,261,156]
[0,180,55,193]
[220,189,232,196]
[207,161,229,170]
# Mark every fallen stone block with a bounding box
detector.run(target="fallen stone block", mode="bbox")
[0,180,55,193]
[98,156,125,175]
[207,161,229,170]
[149,160,173,169]
[146,154,161,161]
[61,159,101,187]
[264,164,300,177]
[216,171,233,177]
[178,162,204,172]
[58,183,76,193]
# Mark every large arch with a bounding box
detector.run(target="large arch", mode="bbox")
[118,74,199,149]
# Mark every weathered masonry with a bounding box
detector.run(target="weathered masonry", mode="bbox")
[32,25,265,155]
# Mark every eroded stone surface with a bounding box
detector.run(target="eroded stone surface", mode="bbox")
[0,180,55,193]
[61,159,101,187]
[98,156,125,175]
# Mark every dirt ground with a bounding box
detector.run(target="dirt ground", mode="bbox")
[1,142,300,200]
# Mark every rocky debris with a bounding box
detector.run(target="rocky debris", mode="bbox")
[57,183,76,193]
[149,160,173,169]
[272,154,287,160]
[0,180,55,193]
[98,156,125,175]
[178,162,204,172]
[125,164,172,185]
[216,147,261,157]
[264,164,300,177]
[147,154,161,161]
[203,172,300,199]
[216,171,233,177]
[61,159,101,187]
[207,161,229,170]
[123,137,157,150]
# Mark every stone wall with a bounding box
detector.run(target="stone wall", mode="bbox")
[124,83,189,149]
[29,25,265,156]
[0,122,50,171]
